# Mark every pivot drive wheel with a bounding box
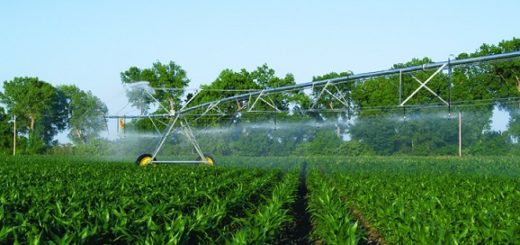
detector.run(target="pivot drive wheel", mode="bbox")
[197,153,216,166]
[136,153,156,167]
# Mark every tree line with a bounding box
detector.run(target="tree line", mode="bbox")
[0,78,107,154]
[1,38,519,156]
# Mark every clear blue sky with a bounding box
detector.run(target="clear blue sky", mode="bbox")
[1,0,519,126]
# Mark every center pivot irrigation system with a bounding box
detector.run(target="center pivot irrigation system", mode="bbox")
[106,51,520,166]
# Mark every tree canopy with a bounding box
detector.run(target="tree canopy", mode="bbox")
[0,108,14,155]
[0,78,109,154]
[0,77,68,153]
[121,61,190,115]
[58,85,108,144]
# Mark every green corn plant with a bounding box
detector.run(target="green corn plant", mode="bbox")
[308,156,520,244]
[228,171,299,244]
[306,170,364,244]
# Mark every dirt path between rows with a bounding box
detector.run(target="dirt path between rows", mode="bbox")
[278,161,313,244]
[346,200,387,245]
[281,162,387,245]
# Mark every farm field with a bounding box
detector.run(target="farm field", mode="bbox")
[1,156,519,244]
[306,156,520,244]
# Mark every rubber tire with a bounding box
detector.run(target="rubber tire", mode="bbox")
[136,153,156,167]
[197,153,216,166]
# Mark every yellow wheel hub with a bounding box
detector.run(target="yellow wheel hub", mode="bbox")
[205,157,214,166]
[139,156,153,167]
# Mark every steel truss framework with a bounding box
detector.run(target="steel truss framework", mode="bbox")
[106,51,520,165]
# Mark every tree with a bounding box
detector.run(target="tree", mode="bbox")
[58,85,108,144]
[189,68,261,127]
[251,64,299,112]
[121,61,190,114]
[0,77,68,152]
[466,131,512,155]
[187,64,302,127]
[306,129,342,155]
[312,71,354,120]
[463,38,520,141]
[0,108,13,154]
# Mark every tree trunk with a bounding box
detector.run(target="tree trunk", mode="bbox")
[13,115,16,156]
[75,128,85,144]
[29,116,35,131]
[515,76,520,92]
[169,98,175,113]
[28,115,36,150]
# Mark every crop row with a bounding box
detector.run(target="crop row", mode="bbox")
[308,156,520,243]
[229,170,299,244]
[306,169,363,244]
[0,157,302,244]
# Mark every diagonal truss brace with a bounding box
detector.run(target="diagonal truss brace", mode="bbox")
[148,116,162,135]
[151,115,206,161]
[179,119,206,161]
[194,101,226,121]
[410,74,449,105]
[311,82,350,110]
[400,63,447,106]
[311,82,330,109]
[247,90,280,112]
[324,86,350,108]
[152,115,180,159]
